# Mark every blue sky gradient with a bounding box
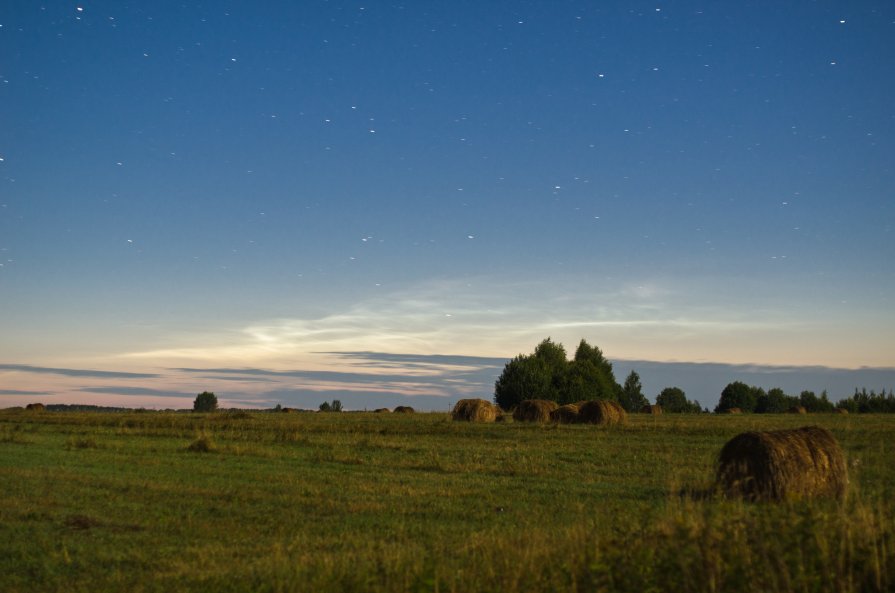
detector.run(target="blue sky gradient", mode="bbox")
[1,2,893,409]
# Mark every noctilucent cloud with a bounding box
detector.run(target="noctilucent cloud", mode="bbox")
[1,2,893,409]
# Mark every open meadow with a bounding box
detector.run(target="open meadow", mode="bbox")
[1,409,893,593]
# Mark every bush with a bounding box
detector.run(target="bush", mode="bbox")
[193,391,218,413]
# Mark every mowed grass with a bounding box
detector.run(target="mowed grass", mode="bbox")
[0,410,892,593]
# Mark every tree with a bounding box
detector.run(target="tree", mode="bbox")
[619,370,649,412]
[494,354,554,409]
[193,391,218,413]
[754,387,798,413]
[656,387,702,413]
[318,399,343,412]
[798,390,835,413]
[715,381,761,413]
[493,338,620,409]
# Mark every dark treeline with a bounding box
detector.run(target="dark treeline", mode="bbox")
[496,338,895,414]
[714,381,895,414]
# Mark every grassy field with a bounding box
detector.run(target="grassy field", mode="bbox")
[1,409,892,593]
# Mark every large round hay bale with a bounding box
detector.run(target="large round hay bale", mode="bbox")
[25,403,46,412]
[724,407,743,414]
[641,404,663,415]
[393,406,415,414]
[550,404,580,424]
[451,399,497,422]
[716,426,848,501]
[512,399,558,423]
[787,406,807,414]
[577,399,627,426]
[835,408,849,415]
[373,408,391,413]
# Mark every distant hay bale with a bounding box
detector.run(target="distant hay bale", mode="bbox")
[373,408,391,413]
[451,399,498,422]
[787,406,807,414]
[550,403,580,424]
[835,408,849,415]
[641,404,663,415]
[724,407,743,414]
[25,403,46,412]
[716,426,848,501]
[393,406,415,414]
[512,399,558,423]
[281,407,295,413]
[577,399,627,426]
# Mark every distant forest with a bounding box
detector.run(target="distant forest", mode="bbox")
[494,338,895,414]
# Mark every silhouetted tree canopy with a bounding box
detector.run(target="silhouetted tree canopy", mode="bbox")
[655,386,702,413]
[192,391,218,413]
[494,338,620,409]
[715,381,764,413]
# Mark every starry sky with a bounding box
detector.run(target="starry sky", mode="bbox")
[1,1,893,410]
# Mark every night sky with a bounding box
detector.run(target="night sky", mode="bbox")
[2,2,893,409]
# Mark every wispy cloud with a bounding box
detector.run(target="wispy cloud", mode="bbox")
[0,389,51,396]
[0,364,160,379]
[76,386,196,398]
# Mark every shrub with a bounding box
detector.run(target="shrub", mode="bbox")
[193,391,218,413]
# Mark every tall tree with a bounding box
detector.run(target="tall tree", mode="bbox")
[619,370,649,412]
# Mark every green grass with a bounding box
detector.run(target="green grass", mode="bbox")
[0,410,892,592]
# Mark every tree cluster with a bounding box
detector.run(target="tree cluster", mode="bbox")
[494,339,623,410]
[836,388,895,413]
[714,382,837,413]
[655,387,703,413]
[319,399,343,412]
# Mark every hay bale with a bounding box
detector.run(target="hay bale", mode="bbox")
[835,408,849,415]
[393,406,415,414]
[25,403,46,412]
[577,399,627,426]
[512,399,558,423]
[724,407,743,414]
[451,399,497,422]
[787,405,807,414]
[641,404,663,415]
[550,403,580,424]
[280,407,295,413]
[373,408,391,413]
[716,426,848,501]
